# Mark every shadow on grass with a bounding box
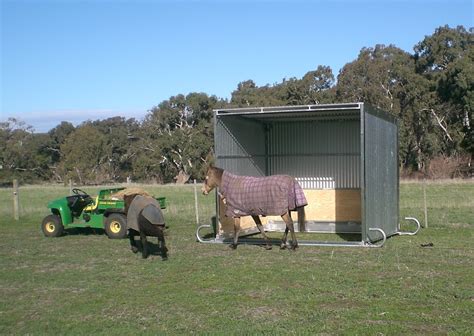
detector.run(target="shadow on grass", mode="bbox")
[128,239,166,257]
[63,227,107,237]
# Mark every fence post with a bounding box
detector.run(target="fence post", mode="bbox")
[69,179,73,195]
[423,179,428,228]
[194,179,200,226]
[13,179,19,220]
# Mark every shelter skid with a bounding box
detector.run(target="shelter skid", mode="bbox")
[196,103,420,247]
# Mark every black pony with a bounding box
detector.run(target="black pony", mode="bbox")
[123,193,168,260]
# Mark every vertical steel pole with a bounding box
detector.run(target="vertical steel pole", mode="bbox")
[13,179,19,220]
[69,179,73,195]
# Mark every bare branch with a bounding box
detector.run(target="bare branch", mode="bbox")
[381,83,394,110]
[425,108,453,142]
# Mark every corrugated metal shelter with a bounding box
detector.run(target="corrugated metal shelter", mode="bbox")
[197,103,420,247]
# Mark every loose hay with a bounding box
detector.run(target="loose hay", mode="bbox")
[111,187,151,200]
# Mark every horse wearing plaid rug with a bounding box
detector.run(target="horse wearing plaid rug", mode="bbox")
[202,166,307,250]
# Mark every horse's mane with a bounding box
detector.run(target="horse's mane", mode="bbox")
[210,166,224,181]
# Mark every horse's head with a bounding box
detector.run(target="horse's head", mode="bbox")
[202,166,223,195]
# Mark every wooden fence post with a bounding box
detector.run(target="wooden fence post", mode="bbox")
[194,179,200,226]
[13,179,19,220]
[423,179,428,228]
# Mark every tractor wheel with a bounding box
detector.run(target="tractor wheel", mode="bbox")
[41,214,64,237]
[104,214,128,239]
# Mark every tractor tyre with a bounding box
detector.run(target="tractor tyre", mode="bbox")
[104,214,128,239]
[41,214,64,237]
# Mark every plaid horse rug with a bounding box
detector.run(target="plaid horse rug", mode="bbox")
[220,171,308,217]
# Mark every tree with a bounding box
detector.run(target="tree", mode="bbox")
[231,66,336,108]
[297,66,336,104]
[132,93,220,183]
[336,44,414,114]
[0,118,52,183]
[414,25,474,167]
[88,117,140,182]
[58,125,109,184]
[46,121,75,180]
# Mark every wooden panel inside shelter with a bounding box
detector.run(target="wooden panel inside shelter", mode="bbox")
[218,189,361,237]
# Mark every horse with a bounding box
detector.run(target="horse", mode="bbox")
[123,193,168,260]
[202,166,307,250]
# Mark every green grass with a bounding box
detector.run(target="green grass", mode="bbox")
[0,181,473,335]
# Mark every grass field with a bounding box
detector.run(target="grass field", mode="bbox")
[0,181,473,335]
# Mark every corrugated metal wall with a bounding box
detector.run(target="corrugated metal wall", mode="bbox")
[362,106,399,240]
[268,120,360,189]
[215,116,266,176]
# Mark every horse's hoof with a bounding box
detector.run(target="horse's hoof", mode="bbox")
[280,244,287,250]
[291,244,299,251]
[229,244,237,250]
[131,247,138,253]
[161,255,168,261]
[264,244,272,250]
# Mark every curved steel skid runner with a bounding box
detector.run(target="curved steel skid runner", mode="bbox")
[196,217,420,248]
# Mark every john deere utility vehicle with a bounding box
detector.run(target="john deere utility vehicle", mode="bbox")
[41,187,166,239]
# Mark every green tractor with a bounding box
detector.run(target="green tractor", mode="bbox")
[41,187,166,239]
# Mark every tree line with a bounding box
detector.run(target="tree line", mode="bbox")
[1,25,472,185]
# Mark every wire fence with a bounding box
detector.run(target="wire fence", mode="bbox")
[2,180,473,232]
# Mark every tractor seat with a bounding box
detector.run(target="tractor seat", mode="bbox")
[83,196,99,212]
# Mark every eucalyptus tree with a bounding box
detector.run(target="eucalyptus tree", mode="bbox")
[132,93,222,183]
[58,124,109,184]
[0,118,52,183]
[88,117,140,182]
[414,25,473,163]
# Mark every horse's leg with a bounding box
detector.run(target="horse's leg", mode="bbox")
[156,227,168,261]
[280,227,289,249]
[282,212,298,250]
[129,229,139,253]
[139,230,149,258]
[231,217,241,249]
[252,215,272,250]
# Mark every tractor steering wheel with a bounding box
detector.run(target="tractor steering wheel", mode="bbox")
[70,188,92,210]
[72,188,89,196]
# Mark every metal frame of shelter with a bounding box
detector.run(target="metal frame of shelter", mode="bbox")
[196,103,420,248]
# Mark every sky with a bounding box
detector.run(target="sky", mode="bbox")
[1,0,472,133]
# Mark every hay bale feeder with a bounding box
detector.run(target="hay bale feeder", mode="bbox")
[197,103,420,247]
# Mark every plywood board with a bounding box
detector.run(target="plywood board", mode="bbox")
[306,189,361,222]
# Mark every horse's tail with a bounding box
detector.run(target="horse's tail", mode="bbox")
[297,206,306,232]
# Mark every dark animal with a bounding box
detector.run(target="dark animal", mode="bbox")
[124,193,168,260]
[202,166,307,250]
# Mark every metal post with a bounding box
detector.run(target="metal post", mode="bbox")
[13,179,19,220]
[193,179,199,225]
[423,179,428,228]
[69,179,73,195]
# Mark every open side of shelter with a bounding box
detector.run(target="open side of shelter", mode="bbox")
[196,103,420,247]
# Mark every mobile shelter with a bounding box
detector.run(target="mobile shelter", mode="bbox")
[196,103,420,247]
